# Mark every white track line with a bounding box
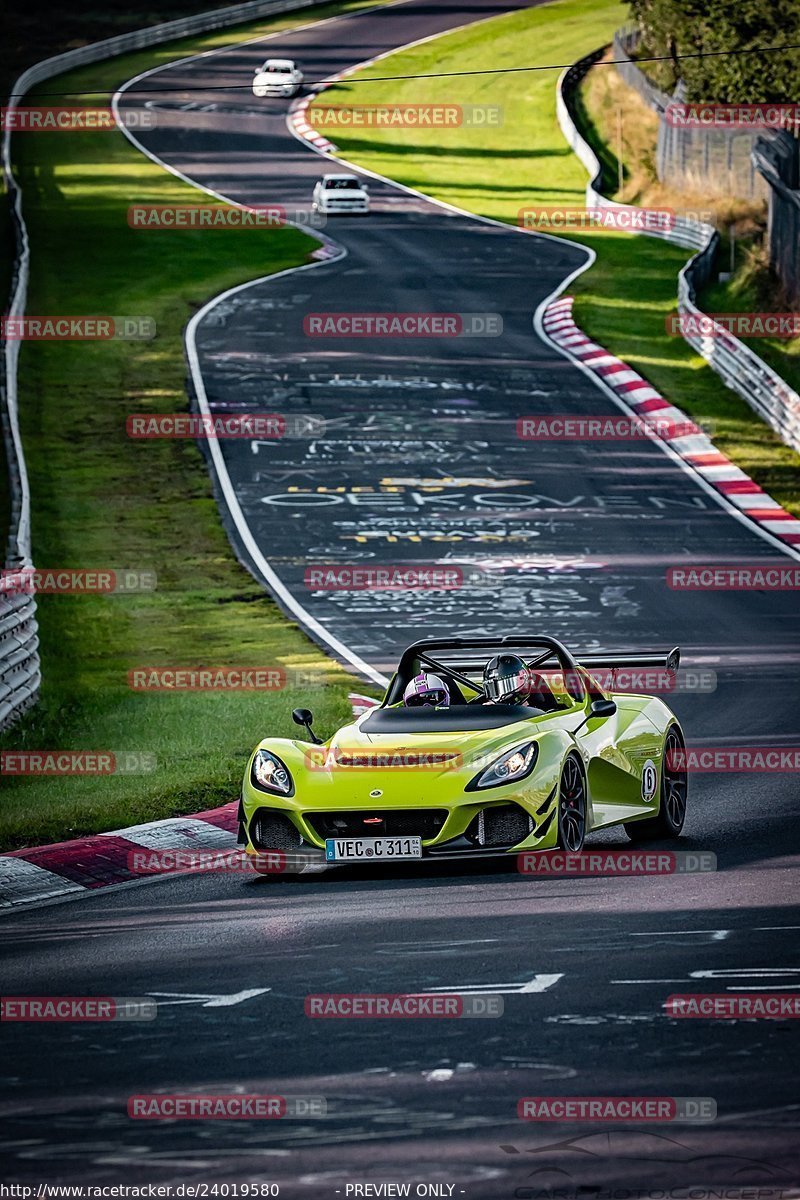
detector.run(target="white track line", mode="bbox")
[111,1,561,687]
[111,5,405,687]
[185,265,389,687]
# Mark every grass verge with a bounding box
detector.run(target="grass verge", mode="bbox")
[309,0,800,518]
[0,0,377,555]
[0,0,386,851]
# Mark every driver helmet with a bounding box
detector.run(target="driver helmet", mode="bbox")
[403,672,450,708]
[483,653,530,704]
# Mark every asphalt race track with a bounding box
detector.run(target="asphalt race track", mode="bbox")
[3,864,800,1193]
[115,0,800,680]
[2,0,800,1194]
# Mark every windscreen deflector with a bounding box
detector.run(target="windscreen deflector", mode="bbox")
[361,704,542,733]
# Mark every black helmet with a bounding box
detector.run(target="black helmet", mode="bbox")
[483,653,530,703]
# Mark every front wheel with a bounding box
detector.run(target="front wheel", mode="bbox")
[556,753,587,852]
[625,725,688,842]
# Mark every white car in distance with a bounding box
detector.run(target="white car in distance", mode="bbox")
[252,58,304,98]
[311,174,370,215]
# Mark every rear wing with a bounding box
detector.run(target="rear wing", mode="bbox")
[575,647,680,672]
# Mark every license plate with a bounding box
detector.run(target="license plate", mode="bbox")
[325,836,422,862]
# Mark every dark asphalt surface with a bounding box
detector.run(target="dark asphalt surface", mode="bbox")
[3,0,799,1194]
[116,0,800,676]
[125,0,595,677]
[2,858,800,1192]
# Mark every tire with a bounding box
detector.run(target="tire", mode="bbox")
[625,725,688,842]
[556,753,587,852]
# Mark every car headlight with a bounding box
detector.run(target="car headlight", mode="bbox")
[466,741,538,791]
[251,749,293,795]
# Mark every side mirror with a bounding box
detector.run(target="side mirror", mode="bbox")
[292,707,322,744]
[572,696,616,735]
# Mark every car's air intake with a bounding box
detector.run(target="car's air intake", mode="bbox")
[251,810,303,852]
[466,804,534,849]
[306,809,448,840]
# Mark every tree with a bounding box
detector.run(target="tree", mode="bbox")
[627,0,800,102]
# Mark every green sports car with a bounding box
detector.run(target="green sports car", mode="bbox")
[237,635,688,869]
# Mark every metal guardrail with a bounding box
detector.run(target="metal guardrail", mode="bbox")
[0,592,40,729]
[557,53,716,252]
[677,258,800,452]
[1,0,329,730]
[556,48,800,458]
[3,76,38,729]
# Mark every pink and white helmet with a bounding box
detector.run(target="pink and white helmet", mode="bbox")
[403,671,450,708]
